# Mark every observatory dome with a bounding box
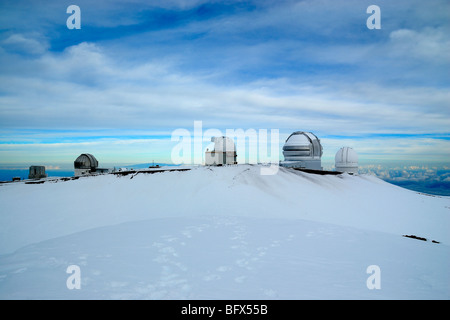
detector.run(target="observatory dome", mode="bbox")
[205,136,237,166]
[212,136,236,152]
[74,153,98,169]
[281,131,323,170]
[283,132,323,160]
[335,147,358,174]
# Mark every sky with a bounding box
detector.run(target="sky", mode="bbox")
[0,0,449,170]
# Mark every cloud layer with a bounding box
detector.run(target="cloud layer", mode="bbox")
[0,0,449,166]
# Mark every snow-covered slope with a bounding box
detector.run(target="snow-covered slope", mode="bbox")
[0,165,448,299]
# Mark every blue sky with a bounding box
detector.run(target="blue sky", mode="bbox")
[0,0,449,169]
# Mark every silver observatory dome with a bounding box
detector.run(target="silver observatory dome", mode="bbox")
[281,131,323,170]
[335,147,358,174]
[74,153,98,170]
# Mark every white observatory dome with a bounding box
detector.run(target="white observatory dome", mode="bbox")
[205,136,237,166]
[283,133,311,149]
[212,136,235,152]
[281,131,323,170]
[335,147,358,174]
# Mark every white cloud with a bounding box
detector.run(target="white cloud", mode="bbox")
[2,33,48,55]
[1,0,449,166]
[388,27,450,64]
[45,165,61,170]
[0,39,449,138]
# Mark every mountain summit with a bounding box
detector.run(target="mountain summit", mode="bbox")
[0,165,448,299]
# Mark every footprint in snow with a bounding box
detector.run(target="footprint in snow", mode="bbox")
[162,235,178,243]
[13,267,27,274]
[203,274,221,282]
[263,289,278,298]
[216,266,231,272]
[234,276,246,283]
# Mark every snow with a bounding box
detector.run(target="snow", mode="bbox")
[0,165,448,299]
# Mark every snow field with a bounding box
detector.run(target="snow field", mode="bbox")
[0,165,448,299]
